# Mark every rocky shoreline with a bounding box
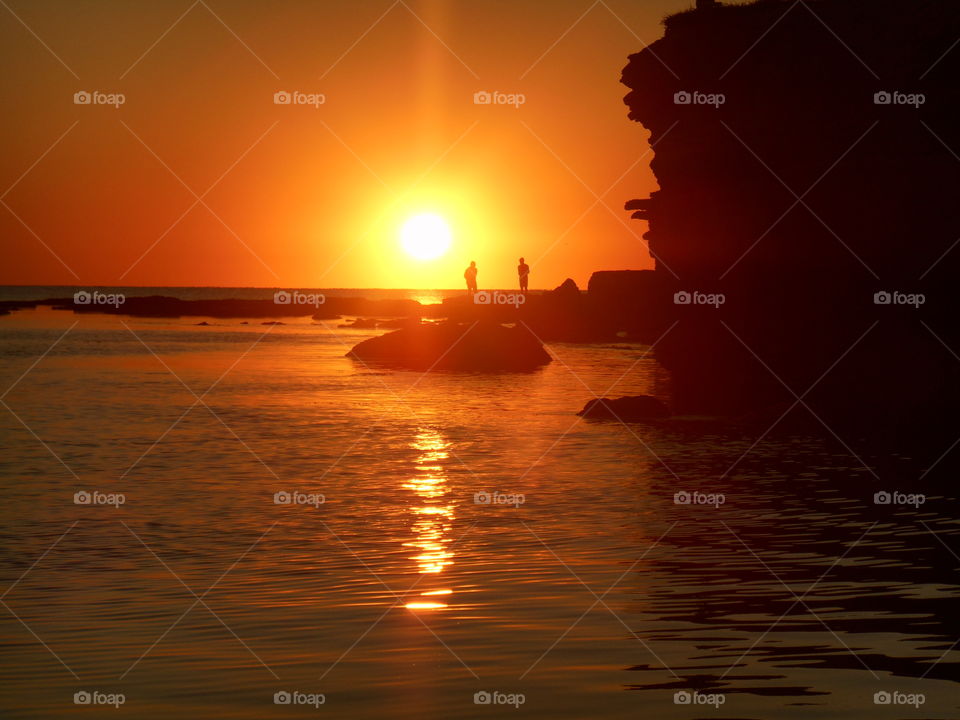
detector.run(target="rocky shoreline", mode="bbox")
[0,272,670,343]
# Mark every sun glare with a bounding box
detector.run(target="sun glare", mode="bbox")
[400,213,452,261]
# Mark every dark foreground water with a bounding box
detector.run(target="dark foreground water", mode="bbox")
[0,306,957,719]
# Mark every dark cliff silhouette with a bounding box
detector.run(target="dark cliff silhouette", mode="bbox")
[620,0,960,461]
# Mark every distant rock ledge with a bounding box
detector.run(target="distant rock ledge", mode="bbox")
[346,322,552,372]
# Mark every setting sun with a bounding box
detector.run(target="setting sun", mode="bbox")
[400,213,452,261]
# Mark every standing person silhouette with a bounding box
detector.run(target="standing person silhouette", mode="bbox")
[464,261,478,294]
[517,257,529,293]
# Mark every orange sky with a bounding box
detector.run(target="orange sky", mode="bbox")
[0,0,734,290]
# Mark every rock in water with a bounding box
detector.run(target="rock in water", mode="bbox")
[346,322,552,372]
[577,395,670,421]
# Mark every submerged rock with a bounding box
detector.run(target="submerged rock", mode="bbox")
[577,395,670,421]
[347,322,552,372]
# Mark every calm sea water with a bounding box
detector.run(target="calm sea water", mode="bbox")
[0,295,957,719]
[0,286,463,305]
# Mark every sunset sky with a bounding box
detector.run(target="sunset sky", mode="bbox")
[1,0,741,290]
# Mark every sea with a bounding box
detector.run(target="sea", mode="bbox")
[0,287,957,719]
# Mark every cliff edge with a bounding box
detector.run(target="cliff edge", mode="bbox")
[621,0,960,455]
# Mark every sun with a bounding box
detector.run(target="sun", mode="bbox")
[400,213,452,261]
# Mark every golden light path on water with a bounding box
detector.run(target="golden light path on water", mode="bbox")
[402,428,455,610]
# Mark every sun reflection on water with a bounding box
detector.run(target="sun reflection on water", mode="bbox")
[402,428,454,610]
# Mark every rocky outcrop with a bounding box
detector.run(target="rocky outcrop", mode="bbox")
[577,395,670,421]
[587,270,673,340]
[437,281,603,342]
[621,0,960,451]
[433,276,679,343]
[552,278,580,298]
[346,321,552,372]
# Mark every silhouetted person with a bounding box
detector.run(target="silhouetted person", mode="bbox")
[464,261,478,294]
[518,257,529,293]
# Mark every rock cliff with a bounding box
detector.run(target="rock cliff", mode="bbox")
[621,0,960,454]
